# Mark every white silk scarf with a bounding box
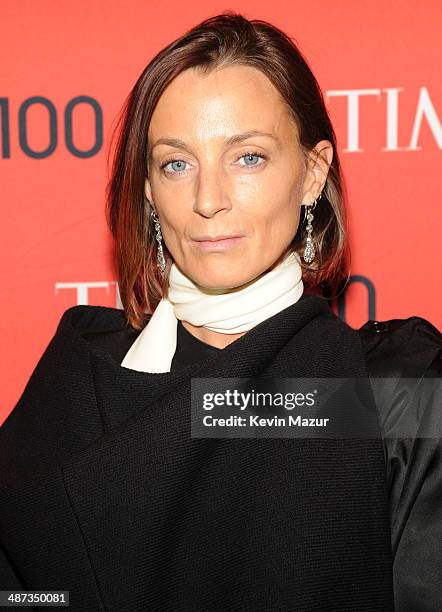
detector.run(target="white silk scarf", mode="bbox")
[121,250,304,373]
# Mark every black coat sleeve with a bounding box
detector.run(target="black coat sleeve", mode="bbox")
[0,539,27,589]
[0,307,102,596]
[359,316,442,612]
[0,307,102,480]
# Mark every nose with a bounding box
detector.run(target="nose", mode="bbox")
[193,163,232,218]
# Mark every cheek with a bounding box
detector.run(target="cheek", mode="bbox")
[259,191,301,235]
[154,216,181,252]
[164,224,186,247]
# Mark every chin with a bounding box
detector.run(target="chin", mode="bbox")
[189,264,262,291]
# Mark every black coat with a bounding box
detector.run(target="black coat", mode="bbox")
[1,294,441,611]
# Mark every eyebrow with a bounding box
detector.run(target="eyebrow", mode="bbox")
[149,130,280,155]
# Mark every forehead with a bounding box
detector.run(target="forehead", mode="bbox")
[148,64,297,144]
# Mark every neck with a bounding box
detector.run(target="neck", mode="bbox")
[181,320,246,349]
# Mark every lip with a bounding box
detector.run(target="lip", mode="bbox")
[193,234,243,241]
[192,235,245,251]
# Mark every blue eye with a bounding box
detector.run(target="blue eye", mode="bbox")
[160,151,267,175]
[238,152,267,167]
[161,159,188,174]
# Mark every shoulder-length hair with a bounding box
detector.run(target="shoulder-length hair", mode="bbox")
[106,11,350,331]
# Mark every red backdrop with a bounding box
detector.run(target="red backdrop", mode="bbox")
[1,0,441,423]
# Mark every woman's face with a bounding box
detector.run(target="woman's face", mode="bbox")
[145,64,332,289]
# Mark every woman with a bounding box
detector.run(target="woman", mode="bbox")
[1,13,440,612]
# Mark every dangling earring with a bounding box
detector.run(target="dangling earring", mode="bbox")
[150,208,166,275]
[302,192,322,264]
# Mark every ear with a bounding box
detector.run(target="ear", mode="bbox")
[301,140,333,203]
[144,178,153,204]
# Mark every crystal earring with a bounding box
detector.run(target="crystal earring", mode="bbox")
[150,208,166,275]
[302,192,322,264]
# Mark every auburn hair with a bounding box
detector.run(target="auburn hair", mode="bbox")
[106,11,350,330]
